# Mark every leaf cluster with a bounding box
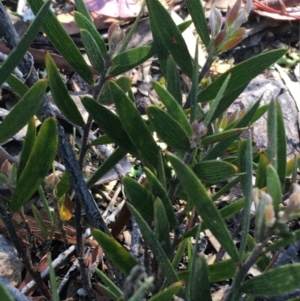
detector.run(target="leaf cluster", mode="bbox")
[0,0,298,300]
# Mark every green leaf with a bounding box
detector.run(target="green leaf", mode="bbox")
[28,0,94,85]
[31,204,49,238]
[112,46,152,66]
[74,0,93,23]
[276,99,286,188]
[109,46,156,77]
[146,0,193,78]
[0,79,47,144]
[46,52,84,126]
[38,185,53,223]
[109,81,160,170]
[201,128,247,146]
[167,153,240,263]
[190,254,212,301]
[240,264,300,296]
[127,203,179,284]
[203,85,248,123]
[238,137,253,260]
[147,106,191,151]
[154,198,171,256]
[48,256,59,301]
[204,99,261,160]
[186,0,210,48]
[81,96,137,155]
[192,160,237,183]
[190,43,199,123]
[10,117,58,212]
[267,99,277,169]
[88,147,127,187]
[0,280,15,301]
[166,56,182,106]
[56,171,70,199]
[267,164,282,214]
[178,257,237,283]
[80,29,104,73]
[91,135,113,145]
[74,12,106,55]
[255,152,268,188]
[144,167,177,229]
[123,177,154,221]
[151,81,191,136]
[92,229,138,276]
[148,281,183,301]
[6,75,29,97]
[95,269,123,299]
[98,77,132,105]
[0,0,50,86]
[198,49,287,101]
[204,74,231,125]
[17,117,36,179]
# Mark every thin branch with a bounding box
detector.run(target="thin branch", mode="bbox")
[0,198,52,299]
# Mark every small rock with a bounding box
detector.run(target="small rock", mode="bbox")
[0,235,23,286]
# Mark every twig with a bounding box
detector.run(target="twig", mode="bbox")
[21,228,92,295]
[57,124,109,234]
[0,198,52,299]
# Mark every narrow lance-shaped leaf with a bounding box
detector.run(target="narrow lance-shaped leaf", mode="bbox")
[148,281,183,301]
[46,52,84,126]
[80,29,104,74]
[151,81,191,136]
[240,264,300,296]
[267,99,277,169]
[204,99,261,160]
[190,254,212,301]
[144,167,177,229]
[154,198,171,256]
[127,203,180,284]
[186,0,210,48]
[204,74,231,125]
[192,160,237,183]
[27,0,94,85]
[239,135,253,260]
[167,152,240,263]
[267,164,282,214]
[10,117,58,212]
[147,106,191,151]
[48,256,59,301]
[92,229,138,276]
[74,0,93,23]
[0,79,47,144]
[17,117,36,179]
[108,46,155,77]
[166,56,182,106]
[275,99,286,188]
[81,96,137,155]
[88,147,127,188]
[74,12,106,56]
[109,81,161,170]
[31,204,49,238]
[198,49,287,101]
[95,269,123,300]
[255,151,268,189]
[145,0,193,78]
[98,77,132,105]
[123,177,154,221]
[6,74,29,97]
[0,0,51,86]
